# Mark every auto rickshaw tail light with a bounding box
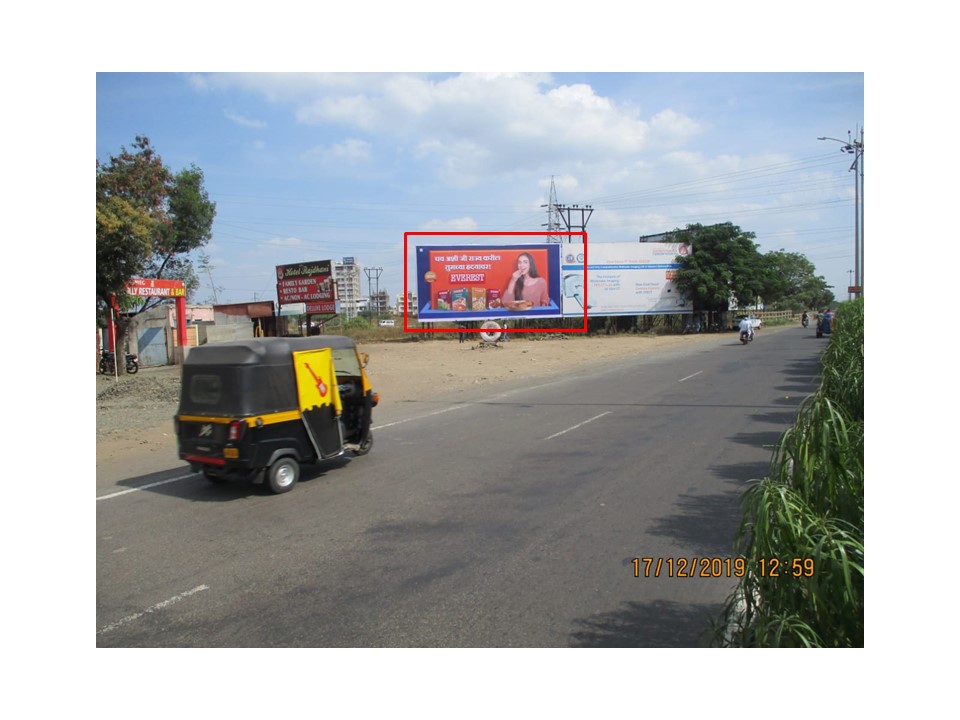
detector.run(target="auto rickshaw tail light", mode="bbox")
[228,420,244,441]
[372,392,380,407]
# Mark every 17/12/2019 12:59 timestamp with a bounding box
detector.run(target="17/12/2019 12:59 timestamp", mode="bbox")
[632,557,815,579]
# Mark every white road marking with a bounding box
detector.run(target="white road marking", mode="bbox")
[678,371,703,382]
[97,584,209,635]
[98,376,583,501]
[97,474,195,501]
[372,402,469,430]
[370,376,568,431]
[544,411,612,440]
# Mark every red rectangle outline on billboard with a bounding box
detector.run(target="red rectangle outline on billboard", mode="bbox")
[403,231,587,333]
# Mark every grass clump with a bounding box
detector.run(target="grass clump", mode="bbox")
[715,298,864,647]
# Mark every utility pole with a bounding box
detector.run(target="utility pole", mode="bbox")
[200,254,224,304]
[364,267,383,320]
[818,127,864,297]
[554,203,593,241]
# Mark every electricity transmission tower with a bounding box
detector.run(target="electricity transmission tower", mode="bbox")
[364,267,384,319]
[541,176,563,243]
[541,176,593,241]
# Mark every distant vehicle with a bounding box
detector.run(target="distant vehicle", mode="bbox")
[379,319,396,327]
[734,314,762,330]
[816,311,835,339]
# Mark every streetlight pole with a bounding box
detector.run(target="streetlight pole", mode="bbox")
[818,129,864,298]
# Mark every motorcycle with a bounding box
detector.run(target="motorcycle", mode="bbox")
[801,314,809,328]
[100,350,139,375]
[740,329,754,345]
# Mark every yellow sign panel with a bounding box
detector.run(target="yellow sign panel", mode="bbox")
[292,348,342,417]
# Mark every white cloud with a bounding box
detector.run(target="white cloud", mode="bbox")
[194,72,701,185]
[265,236,307,247]
[303,138,373,166]
[224,110,266,129]
[420,217,478,231]
[298,95,380,130]
[649,109,700,146]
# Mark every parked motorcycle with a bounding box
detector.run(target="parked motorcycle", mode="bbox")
[100,350,139,375]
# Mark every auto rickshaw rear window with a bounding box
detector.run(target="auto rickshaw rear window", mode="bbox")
[190,374,223,405]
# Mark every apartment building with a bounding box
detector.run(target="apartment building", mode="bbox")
[334,257,362,320]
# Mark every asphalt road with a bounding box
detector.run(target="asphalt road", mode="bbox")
[96,325,823,647]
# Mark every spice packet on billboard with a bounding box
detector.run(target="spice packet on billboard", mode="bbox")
[451,288,469,312]
[471,287,486,311]
[436,290,451,310]
[487,288,502,309]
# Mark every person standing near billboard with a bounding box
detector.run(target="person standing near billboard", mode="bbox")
[504,252,550,306]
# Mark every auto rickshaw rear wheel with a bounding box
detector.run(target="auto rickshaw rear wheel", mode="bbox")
[267,457,300,494]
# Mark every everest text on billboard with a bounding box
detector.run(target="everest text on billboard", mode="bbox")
[561,242,691,316]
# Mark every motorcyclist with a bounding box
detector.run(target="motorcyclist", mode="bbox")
[738,316,754,342]
[801,311,809,327]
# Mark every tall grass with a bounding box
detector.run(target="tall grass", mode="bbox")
[715,299,864,647]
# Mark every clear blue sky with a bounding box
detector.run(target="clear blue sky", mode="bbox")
[97,72,864,307]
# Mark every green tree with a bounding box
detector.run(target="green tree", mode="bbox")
[762,250,834,312]
[96,136,216,370]
[673,222,771,313]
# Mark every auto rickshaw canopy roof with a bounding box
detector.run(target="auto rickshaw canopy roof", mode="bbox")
[183,336,359,368]
[178,336,364,417]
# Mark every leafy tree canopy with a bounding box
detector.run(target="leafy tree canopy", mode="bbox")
[762,250,834,312]
[673,222,834,313]
[672,223,772,313]
[96,136,215,318]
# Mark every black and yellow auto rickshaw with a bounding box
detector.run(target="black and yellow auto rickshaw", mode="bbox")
[175,336,378,494]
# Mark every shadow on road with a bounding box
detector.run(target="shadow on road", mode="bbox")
[569,599,720,647]
[100,456,353,503]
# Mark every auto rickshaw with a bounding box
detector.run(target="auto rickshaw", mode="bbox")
[816,311,835,339]
[175,336,378,494]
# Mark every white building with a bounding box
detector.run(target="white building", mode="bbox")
[334,257,363,319]
[397,291,418,317]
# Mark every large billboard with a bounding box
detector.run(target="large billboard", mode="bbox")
[415,243,563,322]
[276,260,336,314]
[561,242,691,316]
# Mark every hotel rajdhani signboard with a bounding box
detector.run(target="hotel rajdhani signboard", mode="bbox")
[277,260,336,313]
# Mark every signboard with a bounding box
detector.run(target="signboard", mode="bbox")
[276,260,335,307]
[561,242,691,316]
[125,278,186,297]
[415,244,562,322]
[305,300,338,314]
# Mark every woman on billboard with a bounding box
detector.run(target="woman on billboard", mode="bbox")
[503,252,549,307]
